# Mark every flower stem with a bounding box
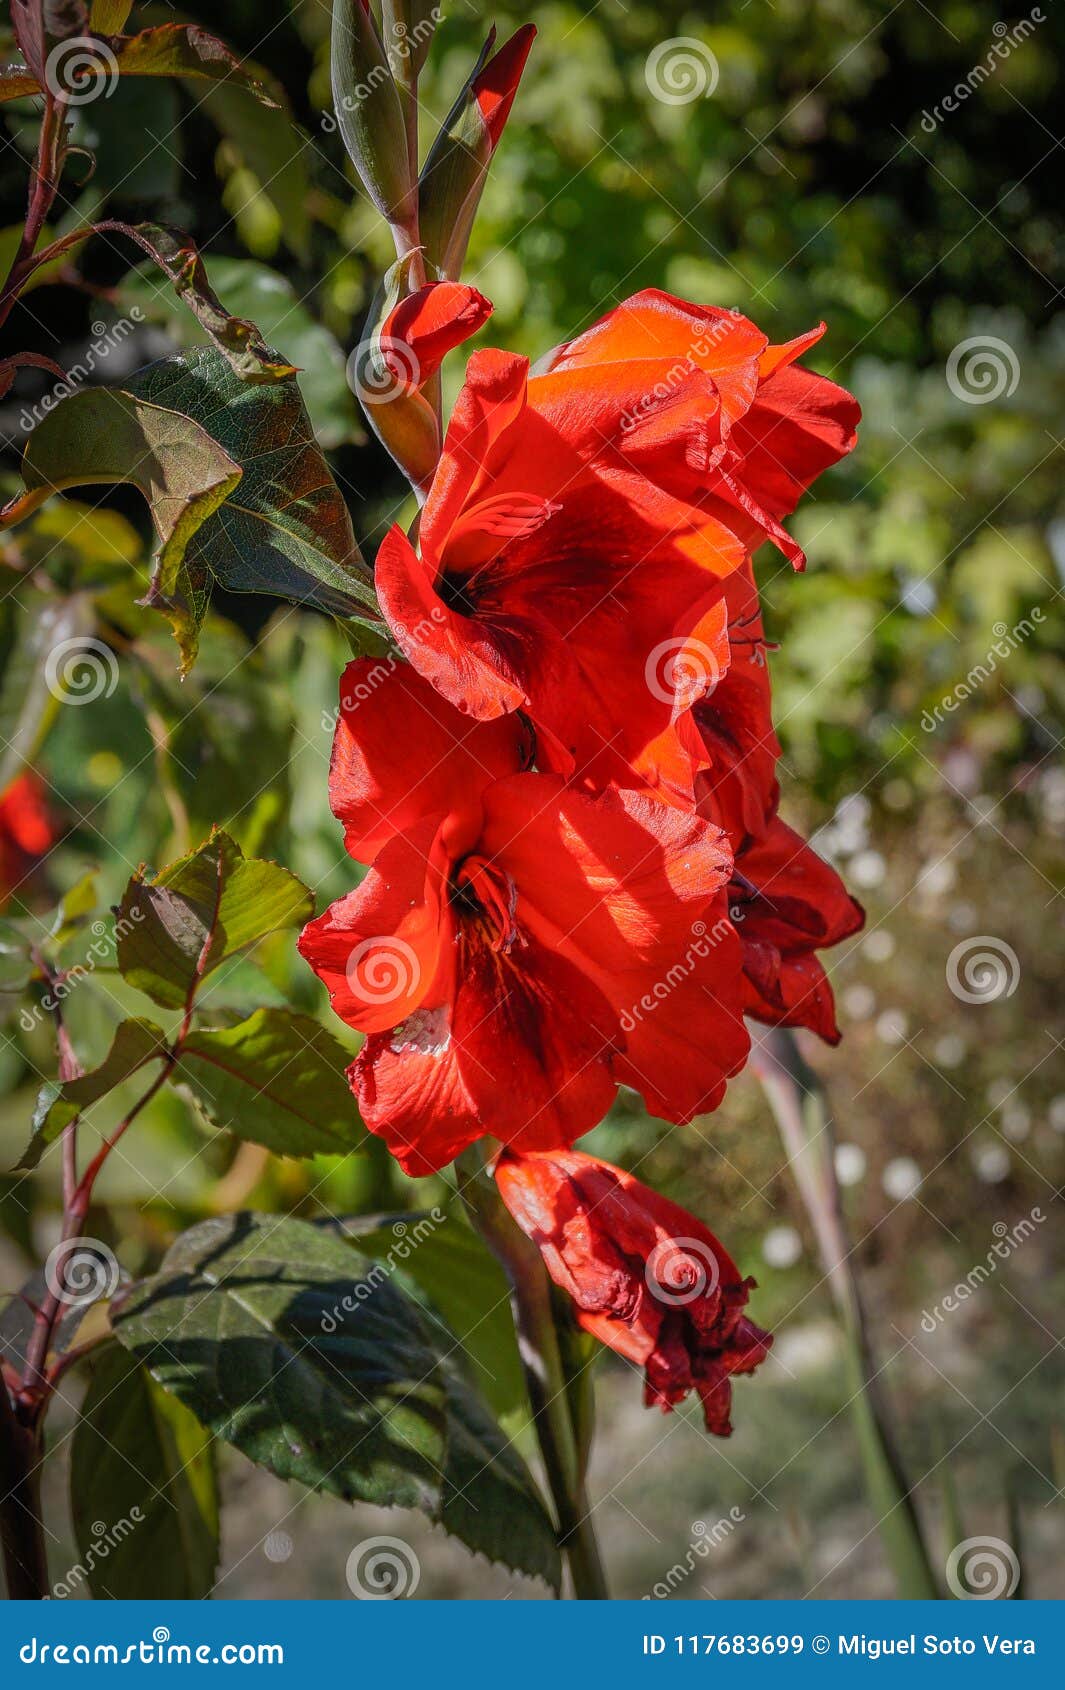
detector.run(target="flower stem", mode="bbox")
[751,1025,939,1599]
[456,1150,609,1598]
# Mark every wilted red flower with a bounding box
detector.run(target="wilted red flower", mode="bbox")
[298,661,749,1175]
[0,772,53,908]
[494,1147,772,1435]
[376,291,857,796]
[730,812,864,1043]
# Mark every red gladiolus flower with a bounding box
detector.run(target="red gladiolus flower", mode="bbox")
[494,1147,772,1435]
[298,661,749,1175]
[376,291,857,796]
[730,812,864,1043]
[376,347,745,797]
[0,772,53,907]
[380,281,493,394]
[690,559,780,847]
[542,288,861,571]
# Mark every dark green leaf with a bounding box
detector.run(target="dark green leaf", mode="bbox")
[114,1213,560,1586]
[116,257,362,449]
[70,1346,219,1599]
[115,829,312,1011]
[0,387,241,673]
[19,1016,167,1169]
[175,1008,363,1159]
[110,222,298,384]
[351,1212,524,1417]
[0,26,280,105]
[127,349,378,629]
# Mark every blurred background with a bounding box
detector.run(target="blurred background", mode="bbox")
[1,0,1062,1599]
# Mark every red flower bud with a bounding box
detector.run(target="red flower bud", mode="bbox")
[380,281,492,392]
[471,22,537,148]
[495,1148,772,1436]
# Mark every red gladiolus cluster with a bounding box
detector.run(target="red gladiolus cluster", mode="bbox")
[301,286,863,1432]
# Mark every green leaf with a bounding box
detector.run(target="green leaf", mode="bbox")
[1,347,379,670]
[128,349,378,629]
[0,26,280,105]
[115,830,312,1012]
[351,1213,524,1417]
[175,1008,363,1159]
[116,257,362,449]
[70,1346,219,1600]
[113,1213,560,1588]
[19,1017,167,1170]
[111,222,298,384]
[47,870,99,943]
[0,387,241,672]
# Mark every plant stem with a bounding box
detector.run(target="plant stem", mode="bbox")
[456,1150,609,1598]
[751,1024,939,1599]
[0,1377,47,1600]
